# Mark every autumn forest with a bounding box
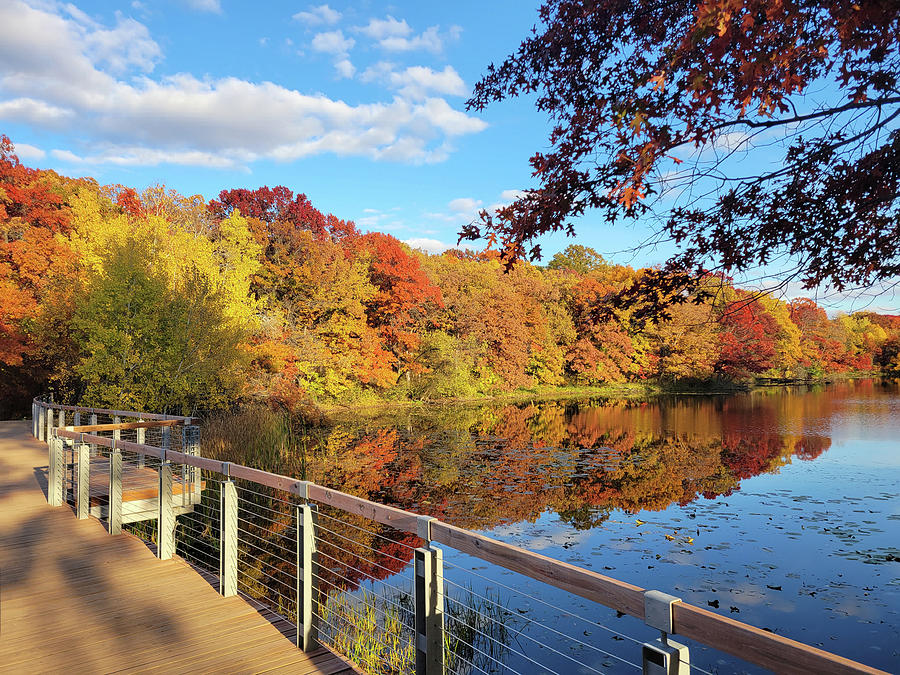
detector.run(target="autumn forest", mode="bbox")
[2,134,900,418]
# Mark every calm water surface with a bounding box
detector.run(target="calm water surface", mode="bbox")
[307,379,899,673]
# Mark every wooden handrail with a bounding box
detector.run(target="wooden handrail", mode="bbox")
[672,603,884,675]
[34,398,197,423]
[48,418,887,675]
[64,420,184,432]
[431,520,646,614]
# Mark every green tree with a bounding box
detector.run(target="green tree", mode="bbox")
[547,245,608,275]
[406,330,478,399]
[73,235,247,413]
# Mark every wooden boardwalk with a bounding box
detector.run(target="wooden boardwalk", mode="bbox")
[0,421,355,674]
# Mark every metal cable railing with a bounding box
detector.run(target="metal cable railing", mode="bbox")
[32,397,888,675]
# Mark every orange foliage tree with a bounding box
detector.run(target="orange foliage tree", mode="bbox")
[0,135,85,413]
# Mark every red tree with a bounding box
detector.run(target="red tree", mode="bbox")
[463,1,900,315]
[209,186,357,241]
[716,297,779,377]
[352,233,444,375]
[789,298,847,372]
[0,135,82,413]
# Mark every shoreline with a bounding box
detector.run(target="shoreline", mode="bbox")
[318,372,882,420]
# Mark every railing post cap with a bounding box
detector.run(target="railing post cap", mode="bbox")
[296,480,309,500]
[417,515,437,541]
[644,589,681,634]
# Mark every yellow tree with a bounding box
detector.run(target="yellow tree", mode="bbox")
[65,189,260,411]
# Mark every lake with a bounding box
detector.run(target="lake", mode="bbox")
[304,379,900,673]
[212,379,900,673]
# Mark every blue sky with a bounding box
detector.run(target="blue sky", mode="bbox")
[0,0,592,255]
[0,0,897,313]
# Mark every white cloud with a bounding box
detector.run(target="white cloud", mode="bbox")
[0,98,74,126]
[293,4,341,26]
[184,0,221,13]
[428,190,522,225]
[88,19,160,74]
[49,149,83,163]
[499,189,525,202]
[356,17,461,54]
[12,142,45,160]
[355,207,409,231]
[51,146,240,168]
[380,25,461,54]
[356,16,411,40]
[52,5,162,74]
[403,237,454,254]
[334,58,355,79]
[449,197,481,214]
[361,63,466,100]
[357,215,382,227]
[0,1,486,168]
[419,98,484,136]
[311,30,354,56]
[359,60,395,83]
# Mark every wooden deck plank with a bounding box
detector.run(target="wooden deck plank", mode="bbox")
[123,623,309,674]
[1,603,265,667]
[0,420,352,675]
[102,623,297,674]
[254,648,363,675]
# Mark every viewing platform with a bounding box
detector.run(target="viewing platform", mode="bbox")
[0,420,354,674]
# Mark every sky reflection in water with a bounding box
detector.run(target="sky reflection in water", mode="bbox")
[313,380,899,673]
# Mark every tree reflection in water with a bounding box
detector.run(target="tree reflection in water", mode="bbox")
[202,381,864,591]
[305,389,835,538]
[194,379,895,673]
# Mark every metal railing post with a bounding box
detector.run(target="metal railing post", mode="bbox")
[45,407,53,447]
[36,404,42,440]
[74,411,81,427]
[48,433,64,507]
[108,446,122,535]
[296,503,319,651]
[58,409,65,428]
[113,415,121,441]
[415,545,445,675]
[219,480,237,597]
[136,424,145,468]
[32,402,36,437]
[76,442,90,519]
[642,590,690,674]
[158,462,175,560]
[184,425,201,503]
[89,413,97,456]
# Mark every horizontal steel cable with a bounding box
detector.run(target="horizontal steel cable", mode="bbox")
[442,561,645,646]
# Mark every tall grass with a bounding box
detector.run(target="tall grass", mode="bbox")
[318,586,513,675]
[203,405,309,476]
